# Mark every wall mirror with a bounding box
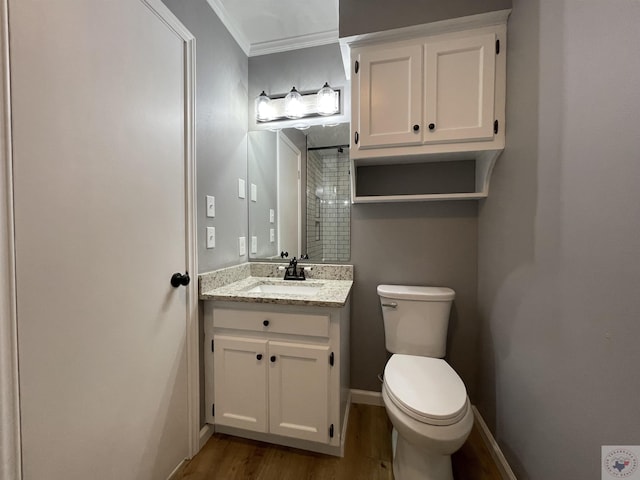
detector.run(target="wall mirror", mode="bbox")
[247,123,350,263]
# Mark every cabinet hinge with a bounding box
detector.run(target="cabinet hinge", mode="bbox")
[212,404,215,417]
[329,352,334,366]
[211,339,214,352]
[496,39,500,55]
[354,60,359,74]
[494,119,499,134]
[329,424,334,438]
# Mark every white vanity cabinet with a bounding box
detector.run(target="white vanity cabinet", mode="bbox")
[205,300,350,456]
[352,26,505,156]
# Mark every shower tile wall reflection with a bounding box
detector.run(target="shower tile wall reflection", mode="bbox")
[307,147,350,262]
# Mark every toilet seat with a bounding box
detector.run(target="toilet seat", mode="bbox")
[384,354,468,426]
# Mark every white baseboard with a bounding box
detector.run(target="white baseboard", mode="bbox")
[166,425,213,480]
[471,405,517,480]
[166,459,187,480]
[199,423,214,450]
[350,389,384,406]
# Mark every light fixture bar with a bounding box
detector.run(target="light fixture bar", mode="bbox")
[256,88,341,123]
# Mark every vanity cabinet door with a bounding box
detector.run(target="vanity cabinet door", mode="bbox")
[213,335,268,433]
[423,33,496,144]
[355,44,424,149]
[268,341,330,443]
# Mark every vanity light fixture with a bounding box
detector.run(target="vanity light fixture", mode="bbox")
[284,86,303,119]
[316,82,339,116]
[255,91,273,122]
[255,83,342,124]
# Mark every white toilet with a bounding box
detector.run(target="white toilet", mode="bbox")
[378,284,473,480]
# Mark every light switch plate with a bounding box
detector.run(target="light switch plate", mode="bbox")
[206,196,215,218]
[251,184,257,202]
[206,227,215,249]
[238,236,246,256]
[269,209,275,223]
[238,179,246,199]
[270,228,275,243]
[251,236,257,254]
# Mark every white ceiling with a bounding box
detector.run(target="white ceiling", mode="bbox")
[206,0,339,57]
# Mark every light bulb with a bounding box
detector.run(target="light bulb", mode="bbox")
[255,91,273,122]
[316,82,338,116]
[284,86,303,119]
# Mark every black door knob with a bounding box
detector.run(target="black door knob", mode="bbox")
[170,272,190,288]
[270,355,276,363]
[413,124,420,132]
[428,123,436,131]
[256,354,263,360]
[263,320,270,327]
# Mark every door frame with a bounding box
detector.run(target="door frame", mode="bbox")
[276,131,302,256]
[0,2,200,478]
[0,1,21,478]
[143,0,200,460]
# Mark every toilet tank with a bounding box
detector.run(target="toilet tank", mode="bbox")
[378,285,455,358]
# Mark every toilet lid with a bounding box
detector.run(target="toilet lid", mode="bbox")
[384,354,468,426]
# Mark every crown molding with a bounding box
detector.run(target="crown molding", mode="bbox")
[206,0,251,56]
[249,29,338,57]
[339,9,511,49]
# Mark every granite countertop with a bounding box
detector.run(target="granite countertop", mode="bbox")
[200,276,353,307]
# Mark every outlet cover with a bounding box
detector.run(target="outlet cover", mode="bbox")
[270,228,275,243]
[269,209,275,223]
[238,179,246,199]
[251,236,257,254]
[238,236,246,256]
[206,196,215,218]
[251,184,257,202]
[206,227,215,249]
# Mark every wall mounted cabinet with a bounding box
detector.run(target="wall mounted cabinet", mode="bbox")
[342,11,510,202]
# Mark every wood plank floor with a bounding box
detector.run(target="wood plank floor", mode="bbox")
[178,404,501,480]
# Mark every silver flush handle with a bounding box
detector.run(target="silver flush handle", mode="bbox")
[381,302,398,308]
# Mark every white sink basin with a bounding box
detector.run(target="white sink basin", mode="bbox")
[246,283,322,296]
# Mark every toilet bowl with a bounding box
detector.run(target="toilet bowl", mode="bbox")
[382,354,473,480]
[377,285,473,480]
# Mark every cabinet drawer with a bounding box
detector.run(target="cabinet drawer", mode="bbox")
[213,309,330,338]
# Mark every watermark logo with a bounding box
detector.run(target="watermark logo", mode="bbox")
[603,446,640,479]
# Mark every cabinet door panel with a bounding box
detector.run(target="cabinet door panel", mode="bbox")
[357,45,423,148]
[214,336,268,432]
[268,342,330,443]
[424,33,496,143]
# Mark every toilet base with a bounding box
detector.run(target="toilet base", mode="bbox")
[392,428,453,480]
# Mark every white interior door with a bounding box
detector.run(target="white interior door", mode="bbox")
[9,1,195,479]
[277,133,301,257]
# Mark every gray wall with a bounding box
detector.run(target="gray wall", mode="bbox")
[248,43,349,132]
[477,1,640,478]
[351,202,478,393]
[162,0,248,273]
[339,0,512,37]
[248,131,278,259]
